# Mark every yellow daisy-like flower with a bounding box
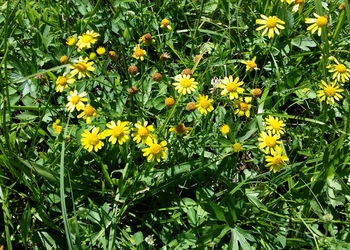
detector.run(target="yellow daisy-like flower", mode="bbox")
[69,56,95,79]
[234,97,252,118]
[77,104,97,124]
[305,13,328,36]
[81,127,104,152]
[220,124,230,135]
[133,44,147,61]
[52,119,63,135]
[96,46,106,55]
[139,33,155,46]
[172,74,198,95]
[292,0,305,14]
[317,80,344,104]
[169,123,191,136]
[265,146,289,173]
[142,138,168,162]
[66,89,88,112]
[196,94,214,114]
[241,56,260,72]
[327,58,350,83]
[265,116,286,136]
[258,130,282,155]
[132,121,156,144]
[218,75,244,100]
[66,36,76,46]
[160,18,172,30]
[76,30,100,50]
[104,120,130,145]
[233,142,242,152]
[55,72,76,92]
[256,15,285,39]
[281,0,291,3]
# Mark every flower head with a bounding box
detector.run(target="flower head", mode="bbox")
[234,97,252,118]
[77,104,97,124]
[292,0,305,14]
[233,142,242,152]
[305,13,328,36]
[327,58,350,83]
[169,123,191,136]
[104,120,130,145]
[96,46,106,55]
[69,56,95,79]
[55,72,76,92]
[196,94,214,114]
[160,18,172,30]
[142,138,168,162]
[256,15,285,39]
[218,75,244,100]
[66,90,88,112]
[132,121,156,144]
[258,130,282,155]
[265,116,286,136]
[317,80,344,104]
[81,127,104,152]
[76,30,100,50]
[265,147,289,173]
[220,124,230,135]
[139,33,155,46]
[241,56,260,72]
[66,36,76,46]
[133,44,147,61]
[172,74,198,95]
[52,119,63,135]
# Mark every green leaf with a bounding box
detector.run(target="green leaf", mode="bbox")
[20,203,31,248]
[229,227,255,250]
[291,36,316,51]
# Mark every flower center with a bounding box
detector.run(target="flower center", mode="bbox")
[138,126,149,137]
[84,105,95,116]
[265,136,277,147]
[295,0,304,4]
[112,126,123,137]
[239,102,249,111]
[336,64,346,73]
[324,86,336,97]
[150,144,162,154]
[272,156,283,166]
[226,82,237,92]
[71,96,80,105]
[316,16,328,27]
[76,63,87,71]
[266,17,277,28]
[180,78,192,88]
[88,134,99,145]
[58,77,67,86]
[161,19,170,26]
[82,34,93,43]
[134,48,144,57]
[199,100,210,109]
[233,143,242,152]
[247,61,257,69]
[175,124,186,134]
[270,120,281,130]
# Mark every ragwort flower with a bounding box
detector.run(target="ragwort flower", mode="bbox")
[66,36,76,46]
[265,116,286,136]
[265,146,289,173]
[305,13,328,36]
[196,94,214,114]
[81,127,104,152]
[132,121,156,144]
[234,97,252,118]
[76,30,100,50]
[172,74,198,95]
[66,90,88,112]
[258,130,282,155]
[169,123,191,136]
[52,119,63,135]
[55,72,76,92]
[327,58,350,83]
[133,44,147,61]
[317,80,344,104]
[105,120,130,145]
[69,56,95,79]
[218,75,244,100]
[142,138,168,162]
[96,46,106,55]
[241,56,260,72]
[256,15,285,39]
[77,104,97,124]
[220,124,230,135]
[160,18,172,30]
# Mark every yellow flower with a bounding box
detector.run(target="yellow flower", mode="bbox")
[76,30,100,50]
[52,119,63,135]
[265,116,286,136]
[142,138,168,162]
[66,90,88,112]
[172,74,198,95]
[66,36,76,46]
[55,72,76,92]
[77,104,97,124]
[292,0,305,14]
[133,44,147,61]
[265,147,289,173]
[258,130,282,155]
[169,123,191,136]
[81,127,104,152]
[233,142,242,152]
[305,13,328,36]
[317,80,344,104]
[196,94,214,114]
[69,56,95,79]
[327,58,350,83]
[139,33,155,46]
[220,124,230,135]
[241,56,260,72]
[96,46,106,55]
[281,0,291,3]
[218,75,244,100]
[256,15,285,39]
[104,120,130,145]
[160,18,172,30]
[234,97,252,118]
[132,121,156,144]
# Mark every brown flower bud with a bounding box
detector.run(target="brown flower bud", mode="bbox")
[128,65,138,75]
[34,74,48,85]
[108,51,118,61]
[186,102,196,112]
[165,97,175,107]
[60,55,68,64]
[152,72,162,81]
[181,68,193,76]
[339,2,346,10]
[193,54,204,63]
[128,86,138,95]
[251,88,262,98]
[160,52,171,61]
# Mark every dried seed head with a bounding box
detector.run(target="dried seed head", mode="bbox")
[128,65,138,75]
[186,102,197,112]
[152,72,162,81]
[165,97,175,107]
